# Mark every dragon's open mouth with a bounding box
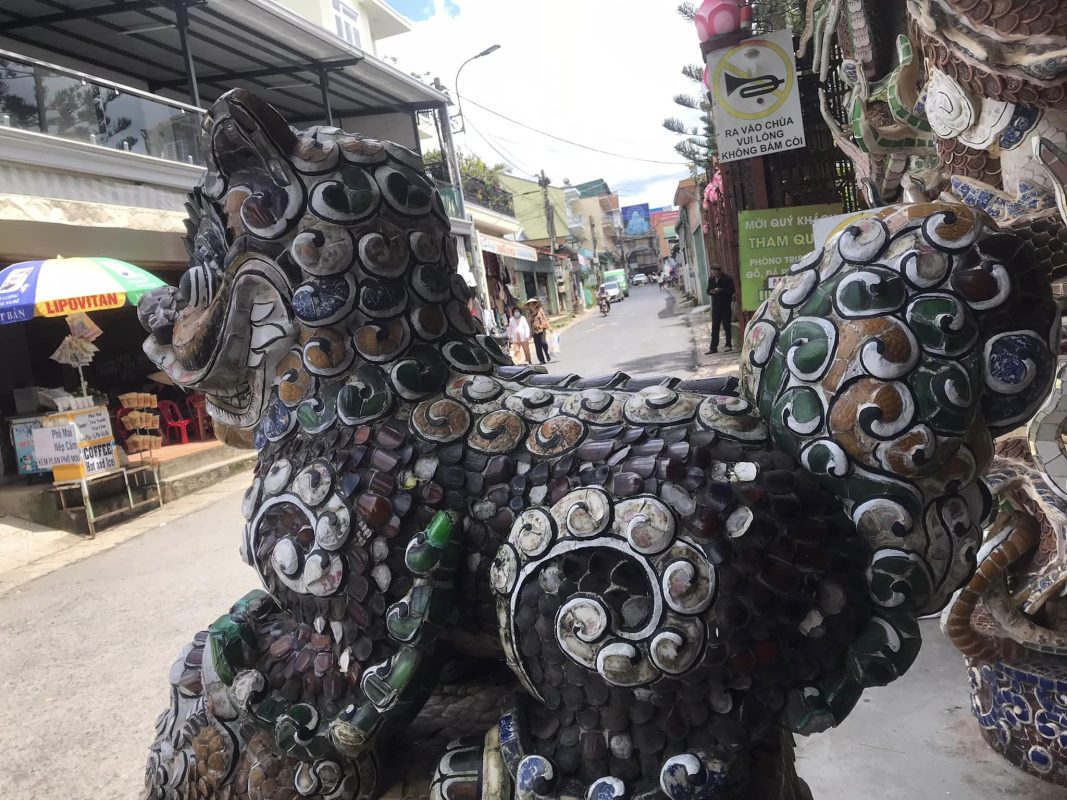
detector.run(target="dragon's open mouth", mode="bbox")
[140,258,294,432]
[210,381,253,414]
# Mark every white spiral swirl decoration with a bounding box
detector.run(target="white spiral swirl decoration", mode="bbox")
[925,69,976,139]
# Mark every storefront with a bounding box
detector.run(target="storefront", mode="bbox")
[0,209,200,482]
[521,253,565,316]
[477,233,540,330]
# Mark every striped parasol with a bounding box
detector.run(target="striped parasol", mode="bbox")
[0,257,167,324]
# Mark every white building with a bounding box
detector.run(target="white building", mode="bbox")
[0,0,458,414]
[277,0,412,57]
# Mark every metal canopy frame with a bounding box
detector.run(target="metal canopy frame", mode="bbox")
[0,0,448,126]
[0,0,177,31]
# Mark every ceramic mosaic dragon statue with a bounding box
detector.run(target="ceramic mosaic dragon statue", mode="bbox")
[800,0,1067,785]
[138,90,1058,800]
[800,0,1067,264]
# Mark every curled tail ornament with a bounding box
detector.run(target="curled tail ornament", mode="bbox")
[742,202,1058,648]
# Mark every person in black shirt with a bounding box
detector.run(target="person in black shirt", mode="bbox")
[706,265,735,354]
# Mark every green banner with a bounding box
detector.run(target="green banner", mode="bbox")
[737,203,841,311]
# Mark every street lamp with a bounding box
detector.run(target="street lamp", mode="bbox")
[452,44,501,134]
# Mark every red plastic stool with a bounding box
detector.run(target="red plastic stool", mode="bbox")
[158,400,192,445]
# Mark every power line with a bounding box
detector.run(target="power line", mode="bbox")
[465,118,538,178]
[464,98,689,166]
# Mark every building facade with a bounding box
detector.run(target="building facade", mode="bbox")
[0,0,454,420]
[276,0,411,57]
[498,173,586,316]
[674,178,711,305]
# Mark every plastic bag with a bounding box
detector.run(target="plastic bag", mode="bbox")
[67,312,103,342]
[549,333,561,355]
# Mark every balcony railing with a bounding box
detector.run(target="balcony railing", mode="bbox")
[462,176,514,217]
[0,49,203,166]
[425,161,513,218]
[435,182,463,219]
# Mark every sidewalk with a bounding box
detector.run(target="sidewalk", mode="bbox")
[0,468,252,596]
[679,294,742,379]
[548,306,590,335]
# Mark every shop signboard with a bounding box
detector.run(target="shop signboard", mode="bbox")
[737,203,841,311]
[706,29,806,163]
[651,209,681,230]
[32,425,82,469]
[40,405,117,481]
[478,234,537,263]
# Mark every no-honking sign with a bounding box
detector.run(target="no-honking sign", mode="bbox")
[706,29,807,163]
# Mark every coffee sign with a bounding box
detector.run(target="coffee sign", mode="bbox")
[40,405,118,480]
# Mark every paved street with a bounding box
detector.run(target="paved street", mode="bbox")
[0,487,255,800]
[550,284,700,379]
[0,294,1061,799]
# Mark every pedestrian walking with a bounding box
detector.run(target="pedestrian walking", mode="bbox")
[706,265,735,354]
[507,307,532,364]
[525,298,552,364]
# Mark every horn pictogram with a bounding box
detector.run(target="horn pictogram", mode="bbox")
[723,72,784,99]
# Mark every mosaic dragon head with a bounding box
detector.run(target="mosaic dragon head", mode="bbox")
[801,0,1067,234]
[139,89,503,444]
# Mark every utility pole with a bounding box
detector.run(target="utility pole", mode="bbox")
[589,216,601,284]
[538,170,557,252]
[536,169,561,313]
[440,112,464,214]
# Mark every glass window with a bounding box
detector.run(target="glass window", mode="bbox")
[332,0,362,47]
[0,55,202,165]
[38,68,102,142]
[97,88,201,162]
[0,58,40,130]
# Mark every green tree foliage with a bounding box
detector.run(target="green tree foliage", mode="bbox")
[423,150,514,215]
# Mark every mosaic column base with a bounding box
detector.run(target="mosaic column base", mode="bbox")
[968,655,1067,786]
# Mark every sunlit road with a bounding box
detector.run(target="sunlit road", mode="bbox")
[550,284,699,379]
[0,492,254,799]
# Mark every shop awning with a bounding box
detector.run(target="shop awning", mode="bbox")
[479,234,537,263]
[514,255,557,275]
[0,0,449,123]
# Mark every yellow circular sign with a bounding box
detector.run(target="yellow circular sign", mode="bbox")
[711,38,795,121]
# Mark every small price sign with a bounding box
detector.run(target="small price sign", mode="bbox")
[73,408,112,443]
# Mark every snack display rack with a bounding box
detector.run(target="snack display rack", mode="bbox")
[118,392,163,454]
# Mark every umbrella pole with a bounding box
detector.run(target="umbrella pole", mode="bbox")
[77,365,88,398]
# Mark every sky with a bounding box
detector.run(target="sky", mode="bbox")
[378,0,703,209]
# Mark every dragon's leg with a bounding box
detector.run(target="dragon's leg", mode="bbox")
[327,510,461,756]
